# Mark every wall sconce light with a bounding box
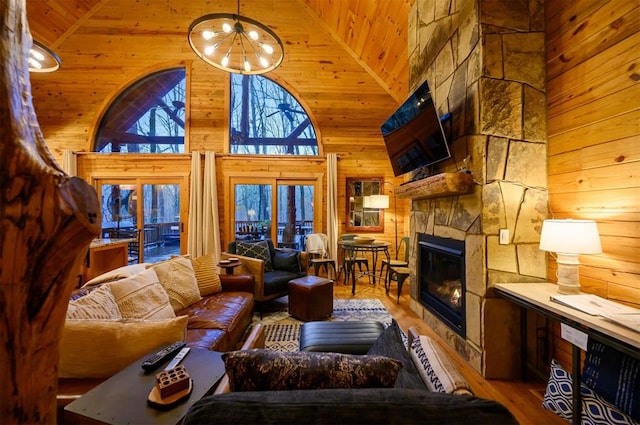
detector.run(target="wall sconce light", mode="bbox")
[539,219,602,294]
[29,40,61,73]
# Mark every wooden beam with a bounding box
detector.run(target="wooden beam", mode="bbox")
[394,172,475,200]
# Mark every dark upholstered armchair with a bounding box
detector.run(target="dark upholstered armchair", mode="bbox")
[222,239,308,309]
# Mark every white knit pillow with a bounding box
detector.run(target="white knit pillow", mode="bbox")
[150,255,202,312]
[108,268,175,319]
[409,335,472,395]
[66,285,121,320]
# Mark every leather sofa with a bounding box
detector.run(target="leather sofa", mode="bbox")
[223,239,308,309]
[57,272,256,413]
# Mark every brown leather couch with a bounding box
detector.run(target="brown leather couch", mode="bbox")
[57,273,257,414]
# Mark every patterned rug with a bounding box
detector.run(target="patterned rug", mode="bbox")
[254,298,393,352]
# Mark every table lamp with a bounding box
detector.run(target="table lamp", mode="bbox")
[539,219,602,294]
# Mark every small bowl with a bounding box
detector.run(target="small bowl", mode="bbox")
[354,236,375,244]
[219,260,231,265]
[228,257,239,262]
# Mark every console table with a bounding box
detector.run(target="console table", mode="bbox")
[495,282,640,425]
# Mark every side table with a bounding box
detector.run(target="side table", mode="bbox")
[218,258,241,275]
[64,347,225,425]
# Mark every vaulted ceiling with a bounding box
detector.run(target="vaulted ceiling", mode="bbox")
[25,0,414,157]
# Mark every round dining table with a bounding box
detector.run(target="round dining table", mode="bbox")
[339,240,390,295]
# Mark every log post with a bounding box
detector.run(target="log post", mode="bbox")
[0,1,101,423]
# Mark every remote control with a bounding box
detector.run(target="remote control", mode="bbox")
[141,341,186,373]
[164,347,191,371]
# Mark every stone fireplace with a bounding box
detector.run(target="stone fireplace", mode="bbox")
[404,0,549,379]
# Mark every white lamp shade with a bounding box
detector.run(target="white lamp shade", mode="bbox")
[363,194,389,209]
[539,219,602,255]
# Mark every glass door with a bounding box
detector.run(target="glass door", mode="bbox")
[277,182,314,250]
[97,179,185,263]
[231,178,316,251]
[233,183,272,241]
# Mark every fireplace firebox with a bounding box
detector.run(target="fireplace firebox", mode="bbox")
[418,234,465,337]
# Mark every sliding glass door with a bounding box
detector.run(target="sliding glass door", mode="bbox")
[231,178,318,250]
[97,178,186,263]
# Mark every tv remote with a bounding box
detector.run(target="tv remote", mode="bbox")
[164,347,191,371]
[141,341,186,373]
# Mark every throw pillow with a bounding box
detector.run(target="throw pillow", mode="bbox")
[543,359,637,425]
[150,255,202,312]
[367,319,426,390]
[581,340,639,421]
[59,315,188,378]
[191,253,222,296]
[222,349,402,391]
[66,284,122,320]
[82,263,151,287]
[236,240,273,271]
[272,248,302,273]
[108,268,175,319]
[409,335,472,395]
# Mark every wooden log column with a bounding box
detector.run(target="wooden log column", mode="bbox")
[0,1,101,423]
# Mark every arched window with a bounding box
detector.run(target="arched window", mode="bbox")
[95,68,186,153]
[229,74,318,155]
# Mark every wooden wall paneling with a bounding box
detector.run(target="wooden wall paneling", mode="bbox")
[548,137,639,174]
[546,2,640,80]
[546,0,640,367]
[547,35,639,113]
[547,84,638,136]
[548,110,640,156]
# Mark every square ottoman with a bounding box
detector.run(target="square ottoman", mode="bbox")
[288,275,334,322]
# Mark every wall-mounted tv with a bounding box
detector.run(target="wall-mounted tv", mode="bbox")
[381,80,451,177]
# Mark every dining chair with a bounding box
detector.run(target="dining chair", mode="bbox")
[305,233,337,279]
[380,236,410,287]
[339,234,370,283]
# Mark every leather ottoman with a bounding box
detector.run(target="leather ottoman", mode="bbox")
[298,320,385,354]
[288,276,334,321]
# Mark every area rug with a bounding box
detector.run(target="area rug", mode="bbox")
[254,298,393,352]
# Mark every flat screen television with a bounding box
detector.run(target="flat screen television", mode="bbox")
[381,80,451,177]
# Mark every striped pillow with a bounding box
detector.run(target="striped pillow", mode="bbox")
[108,268,175,320]
[191,253,222,296]
[66,284,121,320]
[409,335,472,395]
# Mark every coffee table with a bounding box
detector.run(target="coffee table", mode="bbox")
[64,347,225,424]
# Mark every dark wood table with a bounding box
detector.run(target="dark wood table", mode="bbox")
[64,348,225,424]
[219,259,241,274]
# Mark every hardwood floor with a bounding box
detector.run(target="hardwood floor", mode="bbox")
[331,274,565,425]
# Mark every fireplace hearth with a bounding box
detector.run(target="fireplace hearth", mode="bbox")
[418,234,465,337]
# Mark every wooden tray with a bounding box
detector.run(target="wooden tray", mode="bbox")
[147,378,193,409]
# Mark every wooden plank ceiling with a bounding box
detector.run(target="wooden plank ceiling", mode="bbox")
[25,0,413,156]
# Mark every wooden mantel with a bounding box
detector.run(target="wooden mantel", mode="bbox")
[395,172,474,200]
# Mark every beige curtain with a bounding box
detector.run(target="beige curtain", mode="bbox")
[62,149,77,176]
[326,153,339,278]
[187,151,220,261]
[188,151,203,257]
[203,152,221,262]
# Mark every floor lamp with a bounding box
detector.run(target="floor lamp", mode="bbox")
[363,182,398,258]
